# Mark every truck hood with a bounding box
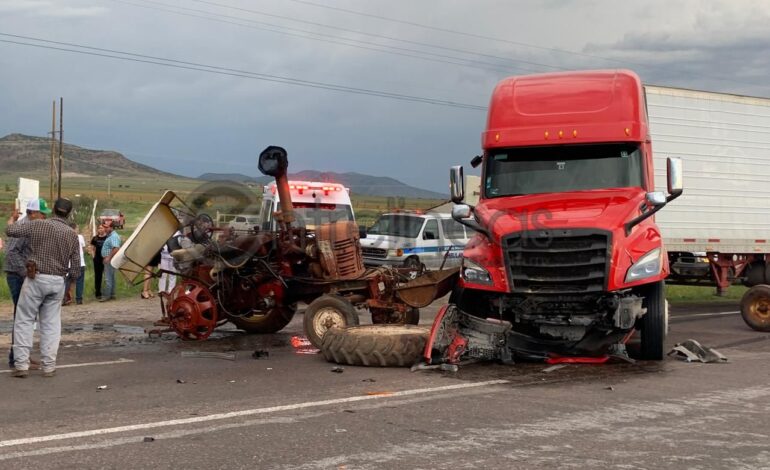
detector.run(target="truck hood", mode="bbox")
[475,188,647,240]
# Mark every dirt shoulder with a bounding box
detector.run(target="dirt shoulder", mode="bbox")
[0,297,165,349]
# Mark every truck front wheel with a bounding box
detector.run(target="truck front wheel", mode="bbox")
[640,281,667,360]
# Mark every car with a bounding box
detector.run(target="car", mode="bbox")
[359,211,470,270]
[228,215,260,233]
[99,209,125,229]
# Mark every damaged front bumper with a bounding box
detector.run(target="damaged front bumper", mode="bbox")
[423,304,635,365]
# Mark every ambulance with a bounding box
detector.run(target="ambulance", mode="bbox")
[258,181,355,230]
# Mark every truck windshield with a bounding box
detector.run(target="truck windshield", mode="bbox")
[485,143,644,197]
[368,215,424,238]
[293,202,354,228]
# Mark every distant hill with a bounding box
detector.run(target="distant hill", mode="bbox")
[0,133,182,178]
[200,170,447,199]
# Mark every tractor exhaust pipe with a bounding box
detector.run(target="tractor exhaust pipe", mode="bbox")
[258,145,294,226]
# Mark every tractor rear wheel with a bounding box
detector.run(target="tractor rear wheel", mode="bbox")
[228,304,296,334]
[321,325,429,367]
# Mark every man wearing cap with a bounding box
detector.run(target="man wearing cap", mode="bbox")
[5,198,80,378]
[3,198,50,369]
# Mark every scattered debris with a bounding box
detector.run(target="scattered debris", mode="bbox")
[331,366,345,373]
[542,364,568,373]
[251,350,270,359]
[143,437,155,443]
[266,368,273,371]
[335,428,347,433]
[605,386,615,391]
[668,339,729,363]
[410,362,459,373]
[228,380,236,383]
[181,351,236,361]
[362,378,376,382]
[96,385,108,391]
[176,379,186,384]
[365,391,394,396]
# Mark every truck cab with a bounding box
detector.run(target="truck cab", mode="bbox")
[449,70,683,360]
[259,181,355,231]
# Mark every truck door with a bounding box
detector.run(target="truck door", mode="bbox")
[440,218,467,267]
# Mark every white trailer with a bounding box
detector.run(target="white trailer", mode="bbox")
[647,85,770,293]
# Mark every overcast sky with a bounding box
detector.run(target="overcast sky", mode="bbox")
[2,0,769,192]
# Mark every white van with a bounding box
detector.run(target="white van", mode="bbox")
[360,212,470,269]
[259,181,355,230]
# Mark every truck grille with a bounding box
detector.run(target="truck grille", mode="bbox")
[361,247,387,259]
[502,229,610,294]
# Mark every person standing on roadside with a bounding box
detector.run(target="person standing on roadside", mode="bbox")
[100,221,121,302]
[3,198,50,368]
[63,223,86,305]
[89,224,107,300]
[6,198,80,378]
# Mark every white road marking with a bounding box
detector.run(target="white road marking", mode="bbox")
[0,379,509,449]
[0,358,134,374]
[672,310,739,319]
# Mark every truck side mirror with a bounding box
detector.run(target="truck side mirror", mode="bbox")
[450,165,464,203]
[667,157,683,196]
[452,204,472,220]
[646,192,666,207]
[358,225,367,239]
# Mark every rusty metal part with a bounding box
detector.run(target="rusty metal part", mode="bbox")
[167,280,218,340]
[316,221,365,280]
[396,267,460,308]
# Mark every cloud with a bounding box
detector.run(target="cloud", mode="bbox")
[0,0,105,17]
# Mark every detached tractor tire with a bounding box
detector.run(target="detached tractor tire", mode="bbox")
[303,295,360,349]
[639,281,667,360]
[321,325,429,367]
[740,285,770,332]
[228,304,297,334]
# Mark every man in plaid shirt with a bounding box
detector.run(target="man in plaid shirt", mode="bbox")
[5,198,80,378]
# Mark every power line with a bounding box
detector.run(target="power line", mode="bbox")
[276,0,770,92]
[0,33,486,111]
[109,0,556,75]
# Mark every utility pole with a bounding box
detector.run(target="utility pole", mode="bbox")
[49,100,56,201]
[107,174,112,197]
[57,97,63,200]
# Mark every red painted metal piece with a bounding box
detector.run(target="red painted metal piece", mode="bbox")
[167,280,218,340]
[446,334,469,364]
[423,304,450,362]
[545,355,610,365]
[707,253,753,296]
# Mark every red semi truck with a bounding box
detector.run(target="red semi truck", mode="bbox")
[427,70,683,363]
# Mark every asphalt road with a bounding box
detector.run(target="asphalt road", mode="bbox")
[2,301,770,469]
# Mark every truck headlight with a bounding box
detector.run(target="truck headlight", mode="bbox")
[388,248,404,257]
[625,248,662,283]
[462,258,492,285]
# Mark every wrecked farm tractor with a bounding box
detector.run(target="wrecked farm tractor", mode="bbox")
[111,146,458,348]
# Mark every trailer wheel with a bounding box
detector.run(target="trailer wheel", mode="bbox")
[740,285,770,332]
[321,325,429,367]
[304,295,360,348]
[640,281,667,360]
[228,304,296,334]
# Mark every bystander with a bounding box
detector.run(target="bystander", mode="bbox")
[6,198,80,378]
